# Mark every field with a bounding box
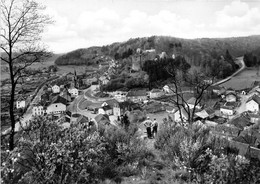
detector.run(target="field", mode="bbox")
[1,55,99,81]
[220,68,260,90]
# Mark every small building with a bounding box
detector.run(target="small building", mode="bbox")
[93,114,111,131]
[228,114,253,131]
[225,91,237,102]
[195,108,215,120]
[220,105,235,116]
[32,105,45,116]
[246,95,260,113]
[163,85,172,94]
[82,77,98,85]
[99,76,110,85]
[16,96,26,109]
[187,97,201,109]
[114,90,128,102]
[149,89,165,99]
[68,87,79,97]
[90,82,100,91]
[46,96,67,114]
[98,106,113,115]
[174,108,189,122]
[66,72,75,81]
[126,89,147,103]
[52,85,60,94]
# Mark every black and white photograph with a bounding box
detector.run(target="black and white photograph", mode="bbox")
[1,0,260,183]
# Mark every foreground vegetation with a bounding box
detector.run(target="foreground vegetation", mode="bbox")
[1,116,260,184]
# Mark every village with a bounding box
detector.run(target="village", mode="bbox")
[7,54,260,161]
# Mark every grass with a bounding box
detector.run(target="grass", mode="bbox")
[220,68,260,90]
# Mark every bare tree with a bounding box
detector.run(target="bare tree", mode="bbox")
[0,0,52,150]
[166,66,213,125]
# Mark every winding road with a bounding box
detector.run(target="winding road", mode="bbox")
[212,56,245,86]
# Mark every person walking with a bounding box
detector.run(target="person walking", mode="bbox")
[144,117,152,138]
[152,118,158,137]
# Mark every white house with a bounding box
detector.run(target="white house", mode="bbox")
[46,96,67,114]
[174,108,188,122]
[90,82,100,91]
[225,92,237,102]
[163,85,175,94]
[32,105,45,116]
[68,87,79,97]
[149,89,164,99]
[98,106,113,115]
[52,85,60,94]
[220,106,235,116]
[16,97,26,109]
[246,95,260,113]
[99,76,110,85]
[114,91,128,102]
[187,97,201,109]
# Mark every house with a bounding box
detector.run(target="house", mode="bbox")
[93,114,111,131]
[246,94,260,113]
[174,108,189,122]
[163,85,173,94]
[113,101,137,117]
[52,85,60,94]
[59,89,72,102]
[149,89,165,99]
[114,90,128,102]
[32,105,45,116]
[98,106,113,115]
[66,72,75,81]
[228,114,253,130]
[68,87,79,97]
[98,99,119,115]
[16,96,26,109]
[90,82,100,91]
[99,76,110,85]
[46,96,67,114]
[220,105,235,116]
[82,77,98,85]
[195,108,215,120]
[225,91,237,102]
[187,97,201,109]
[126,89,147,103]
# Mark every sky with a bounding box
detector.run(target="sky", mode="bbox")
[38,0,260,53]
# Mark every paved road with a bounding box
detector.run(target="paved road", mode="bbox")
[1,75,61,135]
[212,57,245,86]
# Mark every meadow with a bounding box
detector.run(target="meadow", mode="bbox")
[1,55,98,81]
[220,68,260,90]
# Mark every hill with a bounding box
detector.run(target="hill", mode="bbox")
[54,35,260,66]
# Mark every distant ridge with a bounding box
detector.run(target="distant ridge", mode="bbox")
[54,35,260,66]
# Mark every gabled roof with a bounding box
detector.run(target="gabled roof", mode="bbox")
[76,115,89,124]
[246,94,260,105]
[225,91,237,97]
[228,115,253,130]
[150,89,163,93]
[94,114,110,125]
[187,97,197,105]
[17,96,26,101]
[126,89,147,97]
[104,99,119,107]
[51,96,67,105]
[100,105,112,111]
[233,134,257,145]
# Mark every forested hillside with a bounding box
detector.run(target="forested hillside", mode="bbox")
[54,35,260,67]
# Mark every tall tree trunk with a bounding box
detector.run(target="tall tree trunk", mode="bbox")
[9,62,16,150]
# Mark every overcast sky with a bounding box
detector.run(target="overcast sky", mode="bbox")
[39,0,260,53]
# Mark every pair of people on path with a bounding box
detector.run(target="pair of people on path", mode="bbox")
[144,117,158,138]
